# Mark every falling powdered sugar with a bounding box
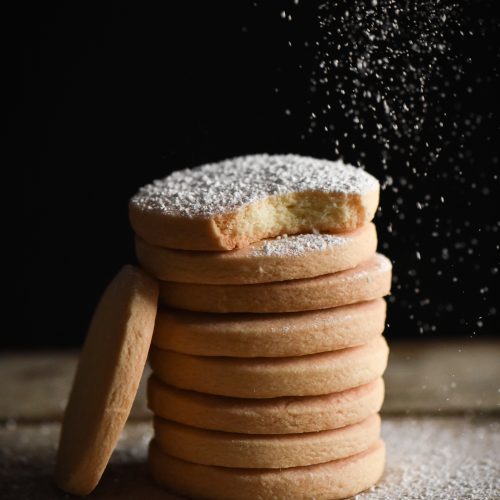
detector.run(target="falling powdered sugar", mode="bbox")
[250,232,349,257]
[130,154,378,217]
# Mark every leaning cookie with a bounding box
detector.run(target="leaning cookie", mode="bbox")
[149,439,386,500]
[130,154,379,251]
[159,253,391,313]
[55,266,158,496]
[136,223,377,284]
[149,336,389,398]
[148,377,385,434]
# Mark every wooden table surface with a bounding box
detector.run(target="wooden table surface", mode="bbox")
[1,340,499,499]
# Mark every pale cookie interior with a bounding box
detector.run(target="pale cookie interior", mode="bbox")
[213,190,379,249]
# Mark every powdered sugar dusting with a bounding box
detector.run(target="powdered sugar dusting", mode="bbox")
[359,417,500,500]
[250,232,349,257]
[374,254,393,273]
[341,254,392,282]
[131,154,379,217]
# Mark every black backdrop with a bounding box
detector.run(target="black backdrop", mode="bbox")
[15,1,499,348]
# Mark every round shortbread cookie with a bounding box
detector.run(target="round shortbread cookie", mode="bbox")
[153,298,386,357]
[129,154,379,251]
[153,414,380,469]
[149,336,389,398]
[135,223,377,284]
[149,439,386,500]
[55,266,159,496]
[158,253,391,313]
[148,377,384,434]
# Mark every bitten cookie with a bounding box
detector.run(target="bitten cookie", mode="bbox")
[136,222,377,284]
[153,414,380,469]
[149,336,389,398]
[149,439,386,500]
[159,253,392,313]
[130,154,379,251]
[153,298,386,357]
[148,377,385,434]
[55,266,158,496]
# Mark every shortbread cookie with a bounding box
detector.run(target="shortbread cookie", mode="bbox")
[130,154,379,251]
[149,439,385,500]
[55,266,158,496]
[159,253,392,313]
[148,377,384,434]
[153,298,386,357]
[136,223,377,284]
[149,336,389,398]
[154,414,380,469]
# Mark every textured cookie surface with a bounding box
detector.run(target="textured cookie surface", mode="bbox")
[149,439,385,500]
[159,253,392,313]
[130,154,379,250]
[153,414,380,469]
[153,298,386,357]
[148,377,384,434]
[136,222,377,284]
[149,336,389,398]
[55,266,158,495]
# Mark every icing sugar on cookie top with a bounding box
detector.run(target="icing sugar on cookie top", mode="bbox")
[250,233,349,257]
[131,154,379,217]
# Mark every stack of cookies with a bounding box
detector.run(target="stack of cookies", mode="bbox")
[129,154,391,500]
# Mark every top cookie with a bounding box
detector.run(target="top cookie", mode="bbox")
[129,154,379,250]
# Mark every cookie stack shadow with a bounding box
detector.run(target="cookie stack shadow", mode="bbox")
[135,222,391,499]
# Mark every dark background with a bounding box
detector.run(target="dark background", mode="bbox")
[14,1,499,348]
